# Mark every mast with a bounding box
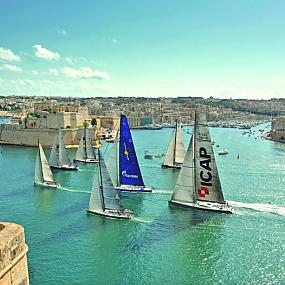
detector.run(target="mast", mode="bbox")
[193,111,197,203]
[98,150,105,211]
[173,120,178,166]
[84,125,87,160]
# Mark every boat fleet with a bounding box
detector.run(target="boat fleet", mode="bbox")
[34,111,233,219]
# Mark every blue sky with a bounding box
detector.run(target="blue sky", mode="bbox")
[0,0,285,98]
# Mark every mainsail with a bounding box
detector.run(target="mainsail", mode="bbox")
[58,129,72,166]
[39,143,55,183]
[75,136,85,161]
[89,151,123,213]
[107,135,119,187]
[119,114,144,186]
[162,122,185,167]
[85,128,96,159]
[49,137,59,166]
[171,136,195,203]
[194,113,225,203]
[35,147,43,184]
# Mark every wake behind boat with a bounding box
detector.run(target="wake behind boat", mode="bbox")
[74,125,98,164]
[34,141,59,189]
[161,120,185,169]
[86,150,133,219]
[49,129,78,171]
[169,112,233,213]
[107,114,153,193]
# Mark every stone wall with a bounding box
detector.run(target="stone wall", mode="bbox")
[0,127,97,147]
[0,222,29,285]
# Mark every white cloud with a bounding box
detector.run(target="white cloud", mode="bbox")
[56,28,67,36]
[65,57,74,64]
[62,66,110,80]
[0,64,22,72]
[0,47,20,62]
[32,70,38,75]
[33,44,60,60]
[112,38,119,44]
[49,68,59,76]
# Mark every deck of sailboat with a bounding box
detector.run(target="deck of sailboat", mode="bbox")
[34,181,59,189]
[50,165,78,171]
[73,158,98,164]
[161,164,182,169]
[86,209,133,219]
[116,184,153,193]
[168,199,233,213]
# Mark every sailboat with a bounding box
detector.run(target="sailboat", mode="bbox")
[34,141,59,188]
[161,121,186,169]
[107,114,152,193]
[87,150,134,219]
[169,112,233,213]
[49,129,78,171]
[74,126,98,163]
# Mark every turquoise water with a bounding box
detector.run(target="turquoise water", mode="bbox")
[1,124,285,284]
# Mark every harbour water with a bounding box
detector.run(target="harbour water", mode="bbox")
[1,124,285,284]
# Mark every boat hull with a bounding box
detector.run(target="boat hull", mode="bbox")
[168,199,233,213]
[34,181,59,189]
[86,209,133,219]
[116,184,152,193]
[50,165,78,171]
[73,158,98,164]
[161,164,182,169]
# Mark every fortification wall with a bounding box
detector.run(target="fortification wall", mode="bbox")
[0,127,97,147]
[0,222,29,285]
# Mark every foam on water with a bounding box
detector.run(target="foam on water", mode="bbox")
[230,201,285,217]
[132,217,152,223]
[59,186,90,194]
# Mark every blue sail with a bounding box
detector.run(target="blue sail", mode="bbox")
[119,114,144,186]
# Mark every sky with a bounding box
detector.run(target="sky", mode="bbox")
[0,0,285,99]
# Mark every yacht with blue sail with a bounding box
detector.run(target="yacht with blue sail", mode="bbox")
[87,149,133,219]
[107,114,153,193]
[169,112,233,213]
[34,141,59,188]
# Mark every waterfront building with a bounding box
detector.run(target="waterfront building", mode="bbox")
[271,116,285,141]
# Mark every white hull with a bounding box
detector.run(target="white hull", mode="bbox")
[169,199,233,213]
[116,184,153,193]
[34,181,59,189]
[86,209,133,219]
[73,158,98,164]
[51,165,78,171]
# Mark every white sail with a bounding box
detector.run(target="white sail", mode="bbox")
[171,136,195,203]
[75,136,85,161]
[174,125,186,164]
[162,131,175,167]
[35,148,43,184]
[39,143,55,183]
[58,129,71,166]
[49,137,59,167]
[88,164,104,213]
[100,152,123,211]
[107,138,119,187]
[162,122,185,167]
[85,128,95,159]
[194,113,225,203]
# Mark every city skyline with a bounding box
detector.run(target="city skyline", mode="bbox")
[1,0,285,99]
